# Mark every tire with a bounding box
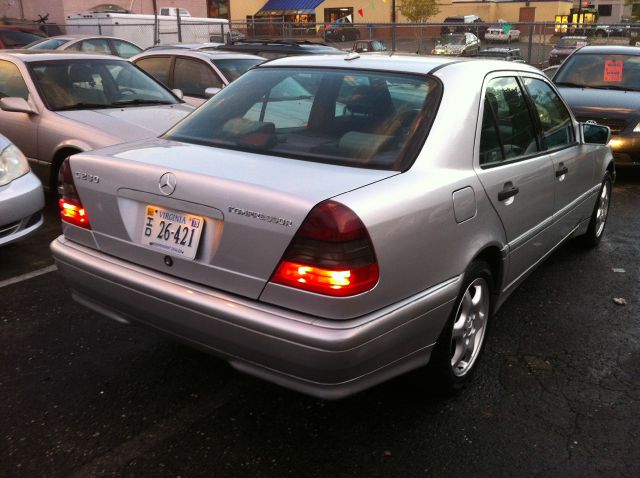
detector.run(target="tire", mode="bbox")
[427,260,493,394]
[580,172,612,247]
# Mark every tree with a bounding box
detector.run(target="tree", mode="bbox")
[398,0,440,53]
[398,0,440,23]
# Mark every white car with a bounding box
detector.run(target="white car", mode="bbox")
[484,27,520,43]
[0,134,44,246]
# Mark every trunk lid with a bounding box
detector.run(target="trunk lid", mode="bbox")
[69,139,397,299]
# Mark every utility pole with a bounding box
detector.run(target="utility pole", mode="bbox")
[152,0,159,44]
[392,0,396,52]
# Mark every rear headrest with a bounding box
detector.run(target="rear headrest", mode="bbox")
[69,64,95,84]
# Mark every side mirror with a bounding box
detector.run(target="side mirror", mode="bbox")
[204,87,222,99]
[582,122,611,145]
[171,88,184,100]
[0,97,37,115]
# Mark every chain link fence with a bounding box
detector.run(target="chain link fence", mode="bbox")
[38,19,640,68]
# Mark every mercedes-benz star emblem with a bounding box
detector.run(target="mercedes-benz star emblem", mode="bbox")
[159,172,177,196]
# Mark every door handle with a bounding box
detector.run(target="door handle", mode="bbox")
[556,166,569,177]
[498,182,520,202]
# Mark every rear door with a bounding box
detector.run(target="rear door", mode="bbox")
[474,74,557,288]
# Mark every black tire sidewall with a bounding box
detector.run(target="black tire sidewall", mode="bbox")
[428,260,493,393]
[583,172,612,247]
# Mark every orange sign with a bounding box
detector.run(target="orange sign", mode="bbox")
[604,59,623,82]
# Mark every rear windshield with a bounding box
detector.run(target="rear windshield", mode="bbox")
[165,67,441,171]
[27,38,68,50]
[0,30,43,47]
[211,58,264,81]
[557,37,586,48]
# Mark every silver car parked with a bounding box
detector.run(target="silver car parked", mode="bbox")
[131,49,265,106]
[0,51,194,191]
[0,134,44,246]
[51,55,614,399]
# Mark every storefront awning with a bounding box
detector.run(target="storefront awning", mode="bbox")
[256,0,324,16]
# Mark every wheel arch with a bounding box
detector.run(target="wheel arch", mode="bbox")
[49,145,85,191]
[469,244,504,295]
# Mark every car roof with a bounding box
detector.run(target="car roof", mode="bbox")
[0,50,127,61]
[218,39,342,52]
[132,49,265,61]
[572,45,640,55]
[260,54,541,76]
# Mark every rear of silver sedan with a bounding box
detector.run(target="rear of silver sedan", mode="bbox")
[50,60,473,398]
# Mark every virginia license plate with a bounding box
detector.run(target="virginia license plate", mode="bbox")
[141,205,204,260]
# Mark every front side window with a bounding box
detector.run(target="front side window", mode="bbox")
[134,56,172,86]
[480,77,539,165]
[174,58,222,97]
[522,77,574,150]
[0,60,29,100]
[166,67,441,171]
[30,59,178,110]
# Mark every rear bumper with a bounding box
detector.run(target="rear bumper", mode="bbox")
[0,172,44,246]
[51,235,459,399]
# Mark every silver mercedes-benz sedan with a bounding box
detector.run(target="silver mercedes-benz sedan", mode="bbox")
[0,51,194,192]
[0,134,44,246]
[51,55,614,399]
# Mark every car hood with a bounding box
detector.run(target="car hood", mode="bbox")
[558,87,640,119]
[56,104,193,142]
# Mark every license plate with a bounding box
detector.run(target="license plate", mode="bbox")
[141,205,204,260]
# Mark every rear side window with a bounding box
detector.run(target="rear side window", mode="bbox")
[522,77,574,150]
[480,77,539,165]
[0,60,29,100]
[166,67,441,171]
[135,56,172,86]
[111,39,142,59]
[78,39,111,54]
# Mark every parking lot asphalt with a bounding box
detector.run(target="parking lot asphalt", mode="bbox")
[2,170,639,477]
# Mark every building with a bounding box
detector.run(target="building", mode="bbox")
[0,1,213,25]
[230,0,574,24]
[591,1,634,22]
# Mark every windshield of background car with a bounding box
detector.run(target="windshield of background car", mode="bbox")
[26,38,68,50]
[28,59,179,110]
[0,30,43,47]
[557,38,584,48]
[445,34,466,45]
[165,67,441,171]
[555,53,640,90]
[211,58,264,81]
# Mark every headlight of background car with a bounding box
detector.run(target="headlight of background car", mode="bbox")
[633,121,640,133]
[0,144,30,187]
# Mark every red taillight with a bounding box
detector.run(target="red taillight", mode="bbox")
[58,158,91,229]
[271,200,378,297]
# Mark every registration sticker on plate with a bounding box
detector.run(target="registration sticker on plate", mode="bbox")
[141,205,204,260]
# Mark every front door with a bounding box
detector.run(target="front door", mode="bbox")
[0,59,41,172]
[518,7,536,36]
[474,75,557,289]
[520,75,597,241]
